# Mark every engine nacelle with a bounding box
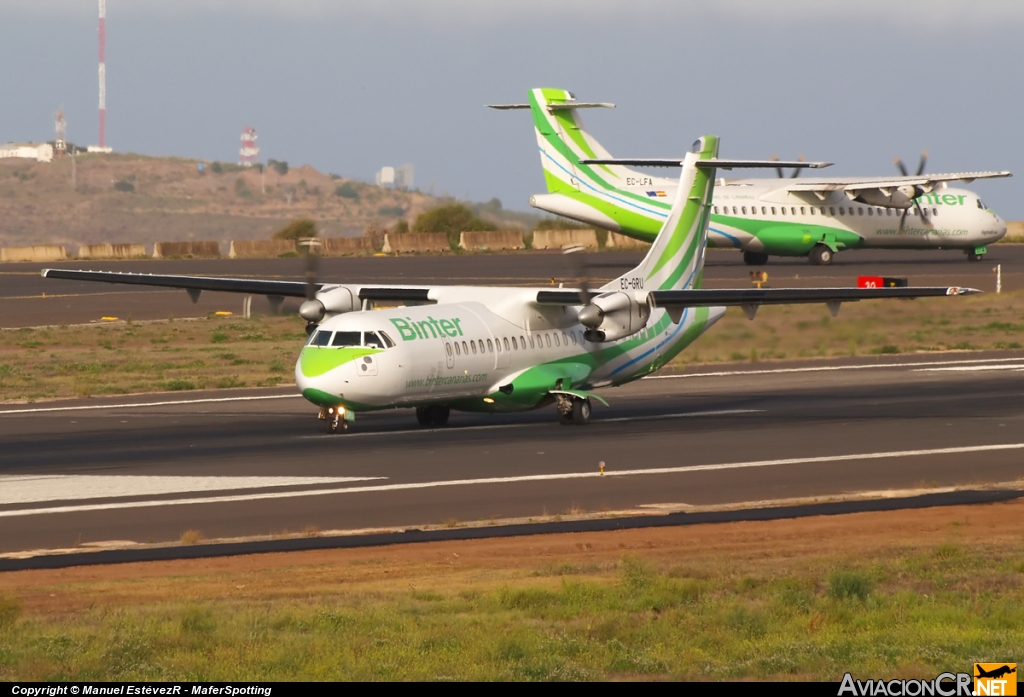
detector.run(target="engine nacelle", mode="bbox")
[578,291,650,343]
[299,286,359,323]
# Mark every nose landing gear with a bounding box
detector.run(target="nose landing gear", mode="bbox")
[319,406,350,434]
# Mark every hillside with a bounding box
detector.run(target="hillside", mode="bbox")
[0,153,539,248]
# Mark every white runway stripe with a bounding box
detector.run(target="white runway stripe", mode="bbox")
[915,364,1024,372]
[651,356,1024,379]
[0,475,384,506]
[0,394,300,415]
[3,441,1021,519]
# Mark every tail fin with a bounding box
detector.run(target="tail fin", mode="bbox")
[607,136,719,292]
[525,88,675,237]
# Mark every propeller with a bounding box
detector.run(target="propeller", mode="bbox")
[297,236,324,334]
[770,154,806,179]
[894,150,929,234]
[563,244,603,330]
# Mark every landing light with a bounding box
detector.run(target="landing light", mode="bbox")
[483,397,495,404]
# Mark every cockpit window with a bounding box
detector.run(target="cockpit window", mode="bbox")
[311,330,333,347]
[978,199,986,209]
[331,331,361,347]
[363,332,385,349]
[379,331,396,348]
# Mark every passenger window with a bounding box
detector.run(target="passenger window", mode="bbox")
[570,332,577,345]
[771,207,776,215]
[462,341,468,354]
[487,339,493,352]
[553,333,560,347]
[732,206,737,214]
[713,206,719,214]
[933,207,938,216]
[454,342,461,356]
[829,207,835,216]
[503,337,510,352]
[331,331,361,347]
[511,336,518,350]
[379,331,396,348]
[478,339,485,352]
[839,207,845,215]
[780,207,786,215]
[529,334,535,349]
[800,207,806,215]
[810,207,815,215]
[867,208,873,216]
[562,332,569,345]
[858,207,864,215]
[741,206,747,215]
[471,341,477,354]
[520,335,526,349]
[761,206,767,215]
[545,334,552,348]
[791,207,797,215]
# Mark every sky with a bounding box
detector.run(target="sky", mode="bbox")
[3,1,1022,217]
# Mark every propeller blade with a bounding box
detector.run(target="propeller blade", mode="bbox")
[899,208,908,234]
[915,150,928,176]
[894,156,909,177]
[790,154,806,179]
[770,154,783,179]
[300,237,320,301]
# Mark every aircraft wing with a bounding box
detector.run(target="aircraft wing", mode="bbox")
[40,269,434,304]
[785,171,1010,194]
[647,286,978,308]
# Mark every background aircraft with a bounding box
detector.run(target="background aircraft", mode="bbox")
[492,88,1010,265]
[43,137,975,433]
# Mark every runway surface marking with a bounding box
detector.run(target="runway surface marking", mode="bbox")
[0,394,299,415]
[652,356,1024,379]
[0,475,385,506]
[4,441,1021,519]
[915,364,1024,372]
[294,409,766,440]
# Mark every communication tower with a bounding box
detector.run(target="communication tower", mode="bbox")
[98,0,106,148]
[54,108,67,156]
[239,127,260,167]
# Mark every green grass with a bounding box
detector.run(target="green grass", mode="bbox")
[1,543,1022,680]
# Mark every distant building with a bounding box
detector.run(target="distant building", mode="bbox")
[394,163,414,190]
[0,143,54,163]
[86,145,113,154]
[375,166,395,187]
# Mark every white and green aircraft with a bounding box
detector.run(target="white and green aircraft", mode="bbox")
[42,136,976,433]
[492,88,1011,265]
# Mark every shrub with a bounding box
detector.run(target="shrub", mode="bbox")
[273,218,318,241]
[393,219,409,234]
[378,205,405,217]
[414,203,495,248]
[335,182,359,199]
[210,161,223,174]
[828,570,873,601]
[268,159,289,176]
[113,180,134,193]
[234,177,251,198]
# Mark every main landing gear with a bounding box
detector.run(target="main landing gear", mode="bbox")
[808,244,834,265]
[416,405,450,427]
[966,250,985,262]
[556,394,591,426]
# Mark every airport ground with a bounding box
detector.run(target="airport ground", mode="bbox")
[1,246,1022,679]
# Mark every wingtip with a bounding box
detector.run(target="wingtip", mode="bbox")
[949,287,982,296]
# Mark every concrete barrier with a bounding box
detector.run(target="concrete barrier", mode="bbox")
[153,241,221,258]
[531,228,599,250]
[321,236,375,256]
[1,245,68,262]
[78,243,148,259]
[382,233,450,254]
[228,239,297,258]
[459,230,524,251]
[605,232,650,250]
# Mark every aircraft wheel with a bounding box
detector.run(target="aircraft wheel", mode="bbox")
[328,417,348,434]
[967,252,983,262]
[557,410,574,425]
[431,406,450,426]
[572,398,592,425]
[415,407,432,426]
[743,251,769,266]
[809,244,834,266]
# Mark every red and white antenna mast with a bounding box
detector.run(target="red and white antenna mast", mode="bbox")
[239,127,260,167]
[98,0,106,148]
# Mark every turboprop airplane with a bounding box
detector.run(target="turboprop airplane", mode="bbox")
[42,136,978,434]
[491,88,1011,266]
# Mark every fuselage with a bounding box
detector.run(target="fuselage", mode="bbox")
[294,286,723,415]
[532,179,1006,255]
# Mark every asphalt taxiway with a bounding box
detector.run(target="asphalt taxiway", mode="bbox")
[0,246,1017,328]
[2,352,1023,557]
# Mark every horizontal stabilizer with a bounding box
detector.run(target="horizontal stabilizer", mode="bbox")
[580,158,831,170]
[486,103,531,110]
[649,286,979,308]
[545,102,615,110]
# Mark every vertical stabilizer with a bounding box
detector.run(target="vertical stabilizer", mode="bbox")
[607,136,719,292]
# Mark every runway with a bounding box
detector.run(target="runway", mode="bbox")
[0,246,1017,328]
[3,352,1023,557]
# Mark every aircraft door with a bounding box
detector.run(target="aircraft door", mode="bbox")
[444,340,455,369]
